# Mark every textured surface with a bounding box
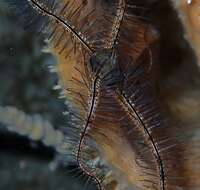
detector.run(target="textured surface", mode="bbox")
[0,0,200,190]
[0,4,95,190]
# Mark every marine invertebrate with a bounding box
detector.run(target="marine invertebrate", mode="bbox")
[3,0,200,190]
[0,106,65,151]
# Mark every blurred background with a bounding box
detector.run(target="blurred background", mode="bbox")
[0,2,98,190]
[0,0,199,190]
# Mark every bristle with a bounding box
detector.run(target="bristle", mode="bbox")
[6,0,130,56]
[6,0,200,190]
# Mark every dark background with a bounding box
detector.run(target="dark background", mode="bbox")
[0,1,198,190]
[0,2,96,190]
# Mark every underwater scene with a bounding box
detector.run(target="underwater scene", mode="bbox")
[0,0,200,190]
